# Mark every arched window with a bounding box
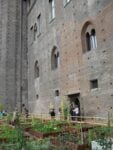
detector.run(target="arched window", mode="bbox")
[81,22,97,52]
[51,46,59,70]
[34,61,39,78]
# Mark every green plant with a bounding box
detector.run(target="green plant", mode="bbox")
[1,138,52,150]
[60,97,70,120]
[6,113,13,123]
[0,115,27,149]
[31,119,42,127]
[88,126,113,150]
[1,143,20,150]
[57,133,81,144]
[0,125,18,143]
[32,120,62,133]
[24,138,52,150]
[16,127,26,150]
[74,124,81,129]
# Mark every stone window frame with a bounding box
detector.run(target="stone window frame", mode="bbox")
[51,46,60,70]
[81,22,97,53]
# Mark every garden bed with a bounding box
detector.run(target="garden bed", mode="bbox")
[65,142,91,150]
[26,128,64,138]
[25,120,96,139]
[51,138,91,150]
[50,129,92,150]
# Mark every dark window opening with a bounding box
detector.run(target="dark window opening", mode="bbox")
[34,23,37,41]
[55,90,59,96]
[34,61,39,78]
[37,14,41,36]
[36,94,39,99]
[86,32,91,51]
[90,79,98,89]
[30,26,33,44]
[51,47,59,70]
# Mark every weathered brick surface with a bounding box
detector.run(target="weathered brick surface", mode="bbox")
[1,0,113,117]
[27,0,113,117]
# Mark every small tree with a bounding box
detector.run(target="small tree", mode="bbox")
[60,96,70,120]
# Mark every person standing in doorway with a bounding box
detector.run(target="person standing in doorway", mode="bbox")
[73,105,79,121]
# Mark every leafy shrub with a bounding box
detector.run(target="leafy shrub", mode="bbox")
[26,138,52,150]
[1,138,52,150]
[0,125,18,142]
[57,133,81,144]
[88,126,113,149]
[32,120,62,133]
[6,113,13,124]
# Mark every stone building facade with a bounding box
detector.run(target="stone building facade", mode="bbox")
[0,0,28,112]
[0,0,113,117]
[27,0,113,117]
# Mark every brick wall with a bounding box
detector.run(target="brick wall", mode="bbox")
[27,0,113,117]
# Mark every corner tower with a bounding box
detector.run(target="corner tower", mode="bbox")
[0,0,28,111]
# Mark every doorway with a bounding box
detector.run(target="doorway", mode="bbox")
[68,93,80,115]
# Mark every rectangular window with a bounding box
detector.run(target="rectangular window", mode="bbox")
[49,0,55,21]
[37,14,41,36]
[54,90,60,102]
[90,79,98,89]
[63,0,71,6]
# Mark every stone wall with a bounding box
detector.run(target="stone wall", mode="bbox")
[0,0,8,107]
[0,0,28,112]
[27,0,113,117]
